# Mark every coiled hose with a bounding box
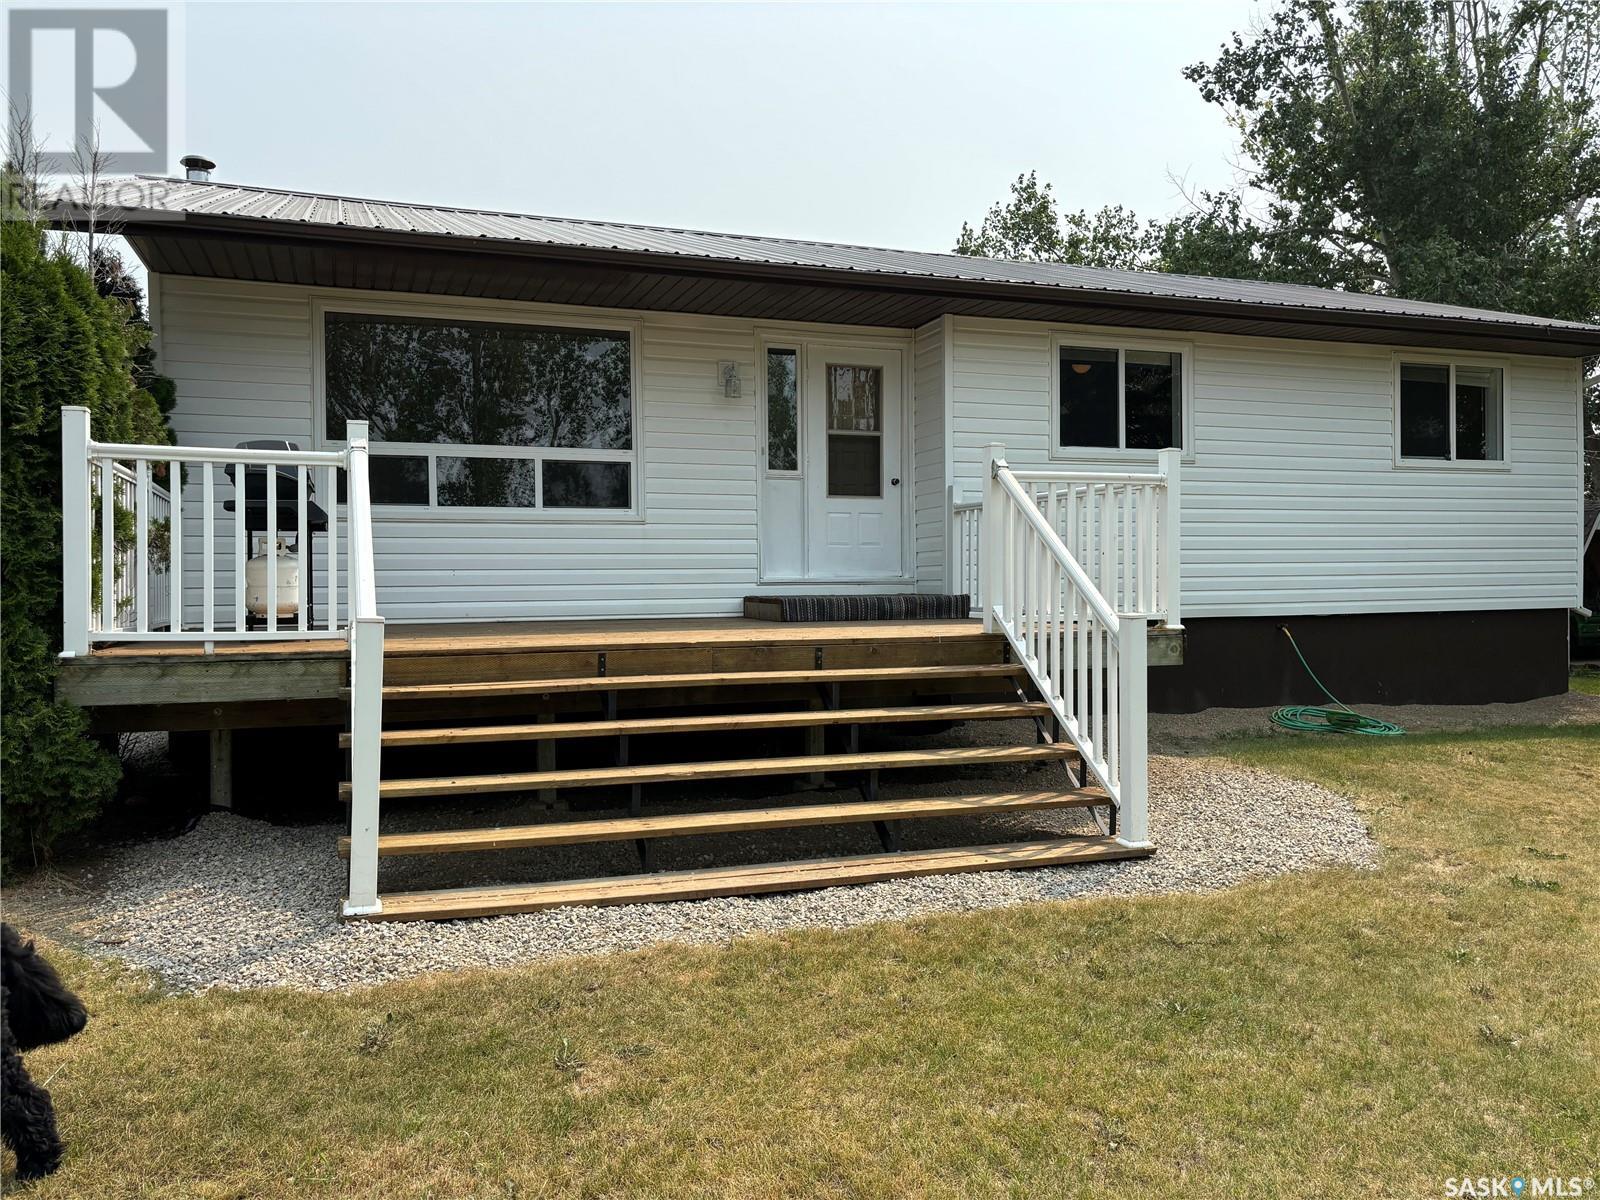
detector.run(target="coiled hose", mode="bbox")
[1270,626,1404,736]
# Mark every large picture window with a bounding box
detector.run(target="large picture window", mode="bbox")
[1397,360,1504,463]
[1055,340,1184,453]
[323,311,636,510]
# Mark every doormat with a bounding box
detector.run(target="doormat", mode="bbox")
[743,594,972,622]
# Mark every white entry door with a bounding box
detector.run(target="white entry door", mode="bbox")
[803,344,903,580]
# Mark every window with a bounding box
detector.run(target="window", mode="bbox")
[1398,360,1504,463]
[765,348,799,472]
[322,311,636,510]
[825,364,883,497]
[1056,342,1183,452]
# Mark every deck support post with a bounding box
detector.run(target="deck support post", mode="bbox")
[208,728,233,809]
[982,443,1005,634]
[1114,615,1150,849]
[60,406,92,658]
[343,614,386,917]
[536,715,557,808]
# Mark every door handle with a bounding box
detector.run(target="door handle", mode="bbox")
[890,477,900,486]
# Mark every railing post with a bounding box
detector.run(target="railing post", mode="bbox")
[982,443,1005,633]
[1158,448,1183,630]
[60,406,92,657]
[946,483,958,594]
[1115,616,1150,848]
[342,419,385,917]
[345,614,385,915]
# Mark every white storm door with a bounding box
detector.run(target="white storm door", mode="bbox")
[804,344,903,580]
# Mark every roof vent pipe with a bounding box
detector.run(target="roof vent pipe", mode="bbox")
[180,155,216,182]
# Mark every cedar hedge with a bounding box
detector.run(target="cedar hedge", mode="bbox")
[2,210,171,869]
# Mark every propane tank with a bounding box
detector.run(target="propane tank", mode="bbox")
[245,538,302,618]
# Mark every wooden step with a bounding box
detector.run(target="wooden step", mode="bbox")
[336,788,1108,857]
[349,837,1152,922]
[341,701,1050,749]
[338,744,1075,802]
[373,662,1025,702]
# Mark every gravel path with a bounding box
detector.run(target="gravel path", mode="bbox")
[6,751,1376,994]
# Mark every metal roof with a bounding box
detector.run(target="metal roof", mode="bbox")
[69,176,1600,354]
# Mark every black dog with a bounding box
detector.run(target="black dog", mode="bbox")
[2,924,87,1181]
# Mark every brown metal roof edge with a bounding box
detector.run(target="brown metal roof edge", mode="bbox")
[109,210,1600,356]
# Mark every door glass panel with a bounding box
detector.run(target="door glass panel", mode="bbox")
[827,366,881,432]
[826,365,883,497]
[766,349,799,471]
[828,436,881,497]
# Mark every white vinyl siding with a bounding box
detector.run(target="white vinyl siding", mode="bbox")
[155,276,1583,623]
[948,316,1582,618]
[912,317,949,592]
[156,275,916,621]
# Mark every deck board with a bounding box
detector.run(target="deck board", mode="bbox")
[86,617,990,660]
[356,838,1151,921]
[339,744,1074,800]
[336,789,1110,857]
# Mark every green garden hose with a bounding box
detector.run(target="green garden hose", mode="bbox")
[1270,627,1405,736]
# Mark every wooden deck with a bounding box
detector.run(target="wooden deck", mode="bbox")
[56,617,996,729]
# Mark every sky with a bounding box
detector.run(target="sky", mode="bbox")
[176,0,1264,254]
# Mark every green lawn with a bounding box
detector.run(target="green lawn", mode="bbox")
[1571,669,1600,696]
[10,724,1599,1198]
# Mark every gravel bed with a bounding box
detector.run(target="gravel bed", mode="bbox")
[6,750,1376,994]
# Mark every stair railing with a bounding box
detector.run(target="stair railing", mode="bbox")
[342,421,386,917]
[982,443,1168,848]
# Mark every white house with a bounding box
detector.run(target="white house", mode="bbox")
[48,167,1600,920]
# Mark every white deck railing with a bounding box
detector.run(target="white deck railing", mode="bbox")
[979,444,1182,848]
[59,408,387,915]
[954,453,1181,629]
[949,486,983,607]
[89,462,171,633]
[61,410,370,648]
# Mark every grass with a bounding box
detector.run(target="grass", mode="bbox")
[1570,668,1600,696]
[10,724,1600,1198]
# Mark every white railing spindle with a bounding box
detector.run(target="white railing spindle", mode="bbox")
[168,461,182,633]
[296,465,309,632]
[234,460,246,635]
[265,462,277,635]
[203,463,215,636]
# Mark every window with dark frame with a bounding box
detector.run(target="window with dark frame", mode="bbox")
[1398,361,1504,462]
[323,311,635,509]
[1058,344,1182,452]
